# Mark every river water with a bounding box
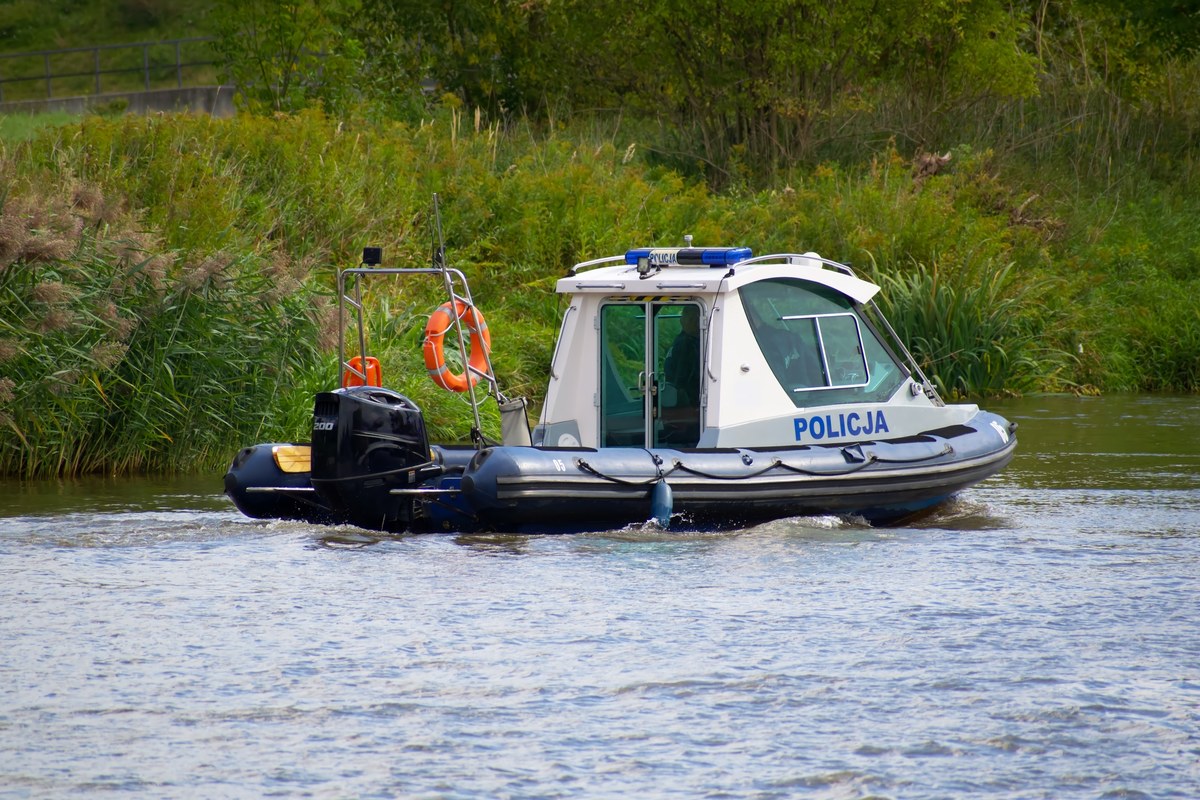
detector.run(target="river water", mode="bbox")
[1,395,1198,799]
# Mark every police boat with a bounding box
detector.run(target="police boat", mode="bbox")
[224,241,1017,532]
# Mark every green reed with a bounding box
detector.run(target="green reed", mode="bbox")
[2,107,1196,477]
[869,259,1073,399]
[0,172,329,477]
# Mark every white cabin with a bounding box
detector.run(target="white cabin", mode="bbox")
[534,247,981,450]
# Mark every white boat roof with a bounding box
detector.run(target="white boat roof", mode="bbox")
[556,249,881,304]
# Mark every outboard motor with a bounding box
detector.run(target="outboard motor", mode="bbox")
[310,386,438,530]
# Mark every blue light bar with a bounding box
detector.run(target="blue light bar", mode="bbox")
[624,247,753,267]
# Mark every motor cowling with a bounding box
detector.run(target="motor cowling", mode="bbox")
[310,386,434,530]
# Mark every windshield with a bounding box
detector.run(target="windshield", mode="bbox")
[739,278,907,407]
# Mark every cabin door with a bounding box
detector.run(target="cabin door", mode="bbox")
[599,302,703,448]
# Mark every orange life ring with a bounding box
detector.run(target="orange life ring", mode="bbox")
[342,355,382,388]
[423,300,491,392]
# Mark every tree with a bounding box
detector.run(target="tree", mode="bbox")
[207,0,364,114]
[536,0,1041,178]
[1090,0,1200,56]
[353,0,559,115]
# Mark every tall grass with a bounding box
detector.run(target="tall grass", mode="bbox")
[0,166,329,476]
[869,260,1073,399]
[0,108,1195,477]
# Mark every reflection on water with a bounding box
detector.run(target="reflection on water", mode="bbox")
[1,395,1198,799]
[989,394,1200,490]
[0,473,229,518]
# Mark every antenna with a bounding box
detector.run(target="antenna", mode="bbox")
[432,193,446,270]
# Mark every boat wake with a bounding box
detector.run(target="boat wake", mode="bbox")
[910,496,1015,531]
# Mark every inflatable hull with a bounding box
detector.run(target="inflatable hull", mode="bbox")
[225,412,1016,533]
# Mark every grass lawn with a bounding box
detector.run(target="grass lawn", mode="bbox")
[0,111,80,141]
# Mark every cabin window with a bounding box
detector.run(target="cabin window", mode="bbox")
[739,279,906,407]
[599,301,704,447]
[599,304,647,446]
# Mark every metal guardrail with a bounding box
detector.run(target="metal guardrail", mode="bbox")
[0,38,217,103]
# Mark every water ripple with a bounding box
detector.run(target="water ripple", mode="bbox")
[3,397,1200,798]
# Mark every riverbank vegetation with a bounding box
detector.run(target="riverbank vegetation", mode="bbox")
[2,0,1199,477]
